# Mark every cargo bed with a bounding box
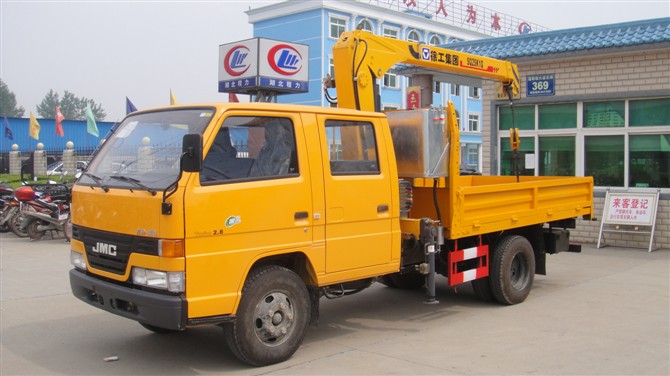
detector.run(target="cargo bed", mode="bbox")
[410,175,593,239]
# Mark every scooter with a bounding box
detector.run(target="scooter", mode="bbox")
[14,184,71,240]
[20,197,71,241]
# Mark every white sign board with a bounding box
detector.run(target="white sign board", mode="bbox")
[602,192,659,226]
[218,38,309,94]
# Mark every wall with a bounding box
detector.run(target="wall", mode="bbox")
[482,47,669,250]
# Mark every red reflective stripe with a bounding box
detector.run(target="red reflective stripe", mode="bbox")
[447,245,489,287]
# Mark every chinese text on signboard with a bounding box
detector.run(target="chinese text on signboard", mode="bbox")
[602,192,658,226]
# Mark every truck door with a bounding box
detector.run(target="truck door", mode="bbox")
[318,115,395,274]
[183,112,313,318]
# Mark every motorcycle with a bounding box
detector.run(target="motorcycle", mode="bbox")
[20,198,71,241]
[15,184,71,240]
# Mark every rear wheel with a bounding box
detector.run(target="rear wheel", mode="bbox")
[471,277,494,301]
[224,265,310,366]
[490,235,535,305]
[26,219,46,240]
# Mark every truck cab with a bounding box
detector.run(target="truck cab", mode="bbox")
[70,103,403,365]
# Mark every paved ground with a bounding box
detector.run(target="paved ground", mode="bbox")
[1,232,668,375]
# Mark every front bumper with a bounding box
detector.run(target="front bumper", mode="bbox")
[69,269,187,330]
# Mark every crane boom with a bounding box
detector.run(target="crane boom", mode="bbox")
[330,29,520,112]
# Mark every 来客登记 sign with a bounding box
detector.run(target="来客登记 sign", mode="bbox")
[602,192,658,226]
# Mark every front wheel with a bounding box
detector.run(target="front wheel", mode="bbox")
[9,211,29,238]
[490,235,535,305]
[224,265,311,366]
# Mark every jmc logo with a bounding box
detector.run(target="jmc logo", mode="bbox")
[267,44,302,76]
[92,242,117,256]
[224,45,251,76]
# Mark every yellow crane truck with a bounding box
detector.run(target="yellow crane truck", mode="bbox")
[69,30,593,366]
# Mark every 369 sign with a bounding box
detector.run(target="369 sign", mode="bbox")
[526,74,555,97]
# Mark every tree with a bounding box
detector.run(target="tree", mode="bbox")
[0,79,26,117]
[36,89,107,121]
[36,89,61,118]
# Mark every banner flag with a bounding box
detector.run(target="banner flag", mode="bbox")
[29,113,41,140]
[86,103,99,137]
[126,97,138,114]
[170,90,177,105]
[55,106,65,136]
[3,117,13,140]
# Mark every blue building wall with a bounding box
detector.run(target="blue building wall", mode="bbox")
[254,8,325,106]
[1,117,115,154]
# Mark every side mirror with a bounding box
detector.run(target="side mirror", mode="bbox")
[182,134,203,172]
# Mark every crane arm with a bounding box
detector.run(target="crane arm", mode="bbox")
[329,30,520,112]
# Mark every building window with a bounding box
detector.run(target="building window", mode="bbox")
[539,136,575,176]
[500,137,534,176]
[630,98,670,127]
[461,143,480,172]
[429,35,442,46]
[468,86,480,99]
[497,97,669,189]
[629,134,669,188]
[383,73,399,89]
[539,103,577,129]
[325,120,380,175]
[434,81,441,94]
[499,105,534,130]
[585,135,625,186]
[357,19,373,32]
[468,114,480,132]
[328,56,335,79]
[584,101,625,128]
[450,84,460,96]
[407,30,421,42]
[383,27,398,39]
[330,16,347,39]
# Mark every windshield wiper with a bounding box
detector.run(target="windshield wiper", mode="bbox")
[108,175,157,196]
[83,172,109,192]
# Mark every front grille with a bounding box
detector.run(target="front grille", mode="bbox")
[73,225,159,275]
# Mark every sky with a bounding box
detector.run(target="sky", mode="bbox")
[1,0,668,122]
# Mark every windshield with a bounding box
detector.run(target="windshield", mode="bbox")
[78,108,215,191]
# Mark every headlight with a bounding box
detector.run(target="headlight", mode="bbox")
[70,251,87,270]
[132,267,184,293]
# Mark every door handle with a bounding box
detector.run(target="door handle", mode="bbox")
[377,205,389,213]
[294,211,309,220]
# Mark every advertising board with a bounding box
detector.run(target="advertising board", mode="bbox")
[218,38,309,95]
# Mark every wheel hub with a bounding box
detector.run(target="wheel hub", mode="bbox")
[253,292,294,346]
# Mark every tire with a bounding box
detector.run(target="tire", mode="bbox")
[224,265,311,366]
[490,235,535,305]
[140,322,181,334]
[381,272,425,289]
[471,277,495,302]
[0,223,9,233]
[9,211,29,238]
[26,219,46,241]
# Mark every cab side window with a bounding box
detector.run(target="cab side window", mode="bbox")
[325,120,380,175]
[200,116,298,184]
